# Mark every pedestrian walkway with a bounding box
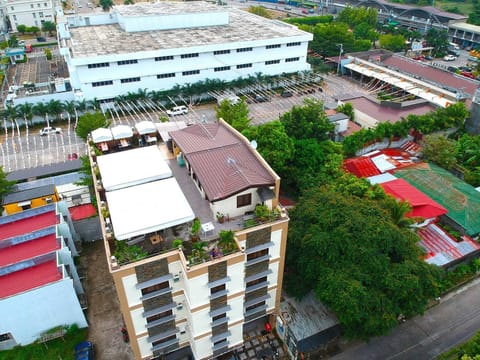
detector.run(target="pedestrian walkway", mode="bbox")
[234,330,286,360]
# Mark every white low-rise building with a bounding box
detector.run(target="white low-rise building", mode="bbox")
[57,1,313,101]
[2,0,55,33]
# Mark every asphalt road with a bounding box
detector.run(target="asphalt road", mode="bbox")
[332,278,480,360]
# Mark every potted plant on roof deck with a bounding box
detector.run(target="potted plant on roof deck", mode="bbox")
[191,218,201,242]
[216,212,225,224]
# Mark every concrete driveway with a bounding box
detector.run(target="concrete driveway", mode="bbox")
[81,240,134,360]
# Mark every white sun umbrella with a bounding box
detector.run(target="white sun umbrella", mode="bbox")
[111,124,134,140]
[91,128,113,144]
[135,120,157,135]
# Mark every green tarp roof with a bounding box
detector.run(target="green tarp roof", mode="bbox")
[395,163,480,237]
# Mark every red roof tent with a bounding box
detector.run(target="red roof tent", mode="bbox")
[0,233,59,267]
[0,211,58,241]
[170,122,276,202]
[69,204,97,221]
[343,157,381,178]
[380,179,448,218]
[0,260,62,299]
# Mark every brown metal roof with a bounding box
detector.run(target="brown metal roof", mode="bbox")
[170,122,275,202]
[380,55,478,97]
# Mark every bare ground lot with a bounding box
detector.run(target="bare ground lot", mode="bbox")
[80,240,134,360]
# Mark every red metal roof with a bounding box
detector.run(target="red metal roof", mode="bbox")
[0,260,62,299]
[69,204,97,221]
[418,223,480,266]
[0,211,57,241]
[380,179,448,218]
[0,234,59,267]
[170,122,276,202]
[343,157,381,178]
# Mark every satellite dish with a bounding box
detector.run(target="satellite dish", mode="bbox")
[250,140,258,149]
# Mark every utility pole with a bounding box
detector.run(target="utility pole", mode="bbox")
[336,43,343,75]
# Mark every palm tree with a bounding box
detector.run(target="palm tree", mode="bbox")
[384,198,414,228]
[87,98,100,111]
[33,102,50,126]
[4,104,18,124]
[63,100,77,118]
[15,102,34,126]
[136,88,148,100]
[75,99,87,113]
[46,100,64,122]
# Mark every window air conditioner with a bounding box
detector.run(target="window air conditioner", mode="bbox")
[176,303,183,310]
[173,274,180,282]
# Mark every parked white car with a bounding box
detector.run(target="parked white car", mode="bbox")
[39,126,62,136]
[166,105,188,116]
[443,55,457,61]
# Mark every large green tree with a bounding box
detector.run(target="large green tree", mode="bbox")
[215,99,250,132]
[41,21,56,36]
[242,120,294,175]
[280,99,334,142]
[379,33,406,52]
[75,111,109,140]
[285,185,442,339]
[310,23,356,57]
[423,134,457,170]
[336,6,377,28]
[425,28,449,57]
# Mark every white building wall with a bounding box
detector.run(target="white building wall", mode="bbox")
[122,273,142,307]
[270,229,282,260]
[212,188,262,219]
[6,0,55,32]
[0,279,88,345]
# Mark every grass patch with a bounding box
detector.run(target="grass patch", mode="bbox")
[436,0,474,16]
[31,42,58,48]
[0,325,87,360]
[438,330,480,360]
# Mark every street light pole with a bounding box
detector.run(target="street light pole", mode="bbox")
[336,43,343,75]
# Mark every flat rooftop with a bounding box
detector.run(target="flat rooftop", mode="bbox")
[114,1,219,16]
[0,260,62,299]
[344,96,435,123]
[67,8,308,58]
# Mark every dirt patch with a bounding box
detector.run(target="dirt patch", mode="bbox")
[80,240,134,360]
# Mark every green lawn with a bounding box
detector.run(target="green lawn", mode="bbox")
[0,327,88,360]
[435,0,473,16]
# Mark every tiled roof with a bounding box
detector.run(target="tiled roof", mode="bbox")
[170,122,275,201]
[343,157,380,178]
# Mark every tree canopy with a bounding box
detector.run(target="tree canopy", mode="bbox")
[285,184,442,339]
[0,166,16,212]
[215,99,250,132]
[75,112,110,140]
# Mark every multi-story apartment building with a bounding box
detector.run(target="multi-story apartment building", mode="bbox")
[91,120,289,359]
[56,1,313,101]
[0,201,87,350]
[2,0,55,32]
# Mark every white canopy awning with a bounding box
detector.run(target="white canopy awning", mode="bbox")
[135,120,157,135]
[111,124,133,140]
[91,128,113,144]
[106,177,195,240]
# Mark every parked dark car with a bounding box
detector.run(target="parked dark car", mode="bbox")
[75,341,95,360]
[36,36,46,42]
[254,94,270,103]
[424,55,433,60]
[281,90,293,98]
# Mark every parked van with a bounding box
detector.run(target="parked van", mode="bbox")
[166,105,188,116]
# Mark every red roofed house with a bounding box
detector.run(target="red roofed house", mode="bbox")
[0,203,87,350]
[380,178,448,220]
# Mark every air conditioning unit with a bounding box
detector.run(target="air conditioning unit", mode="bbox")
[176,303,183,310]
[45,197,53,204]
[173,274,180,282]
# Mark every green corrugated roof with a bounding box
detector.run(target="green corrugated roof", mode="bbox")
[395,163,480,237]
